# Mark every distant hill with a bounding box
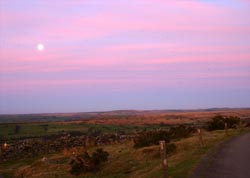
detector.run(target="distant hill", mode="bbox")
[0,108,250,123]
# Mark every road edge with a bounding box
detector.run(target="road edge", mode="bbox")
[189,131,250,178]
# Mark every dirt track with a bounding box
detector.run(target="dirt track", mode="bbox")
[190,132,250,178]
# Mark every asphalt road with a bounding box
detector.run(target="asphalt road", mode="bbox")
[191,133,250,178]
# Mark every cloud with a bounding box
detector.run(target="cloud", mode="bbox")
[0,0,249,113]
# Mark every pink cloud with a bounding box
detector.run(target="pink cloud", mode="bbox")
[145,54,250,65]
[1,44,249,74]
[1,1,249,91]
[1,70,248,95]
[2,0,249,46]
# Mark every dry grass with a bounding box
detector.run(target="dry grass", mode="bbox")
[83,109,250,126]
[7,128,249,178]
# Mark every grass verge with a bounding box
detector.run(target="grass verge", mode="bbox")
[0,128,249,178]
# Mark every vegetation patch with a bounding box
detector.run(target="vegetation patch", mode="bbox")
[206,115,240,131]
[69,148,109,176]
[133,131,170,148]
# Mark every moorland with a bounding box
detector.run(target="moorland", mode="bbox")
[0,108,250,178]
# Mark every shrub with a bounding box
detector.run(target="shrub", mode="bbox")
[225,116,240,128]
[133,131,170,148]
[91,148,109,165]
[168,125,195,140]
[133,125,195,148]
[207,115,225,131]
[241,118,250,127]
[207,115,240,131]
[69,148,109,175]
[70,155,87,176]
[245,122,250,128]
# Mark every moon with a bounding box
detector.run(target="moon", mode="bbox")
[37,43,44,51]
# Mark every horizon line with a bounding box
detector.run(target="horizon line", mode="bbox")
[1,107,250,116]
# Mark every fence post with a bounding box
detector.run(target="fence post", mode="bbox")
[225,122,228,136]
[159,140,168,178]
[197,128,204,147]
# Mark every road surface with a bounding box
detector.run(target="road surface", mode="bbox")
[190,133,250,178]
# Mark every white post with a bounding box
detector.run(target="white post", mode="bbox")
[225,122,228,136]
[159,140,168,178]
[197,128,204,147]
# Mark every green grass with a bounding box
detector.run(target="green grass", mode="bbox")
[0,122,167,142]
[0,122,111,141]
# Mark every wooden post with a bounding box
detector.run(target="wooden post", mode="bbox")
[159,140,168,178]
[225,122,228,136]
[197,128,204,147]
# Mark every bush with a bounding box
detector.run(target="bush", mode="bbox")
[225,116,240,128]
[168,125,195,140]
[241,118,250,127]
[69,148,109,175]
[69,155,86,176]
[245,122,250,128]
[91,148,109,165]
[207,115,240,131]
[207,115,225,131]
[133,131,170,148]
[133,125,195,148]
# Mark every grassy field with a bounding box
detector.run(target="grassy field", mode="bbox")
[0,122,146,141]
[1,109,249,178]
[2,108,249,141]
[1,128,249,178]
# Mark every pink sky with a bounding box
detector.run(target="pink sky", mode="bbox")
[0,0,249,114]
